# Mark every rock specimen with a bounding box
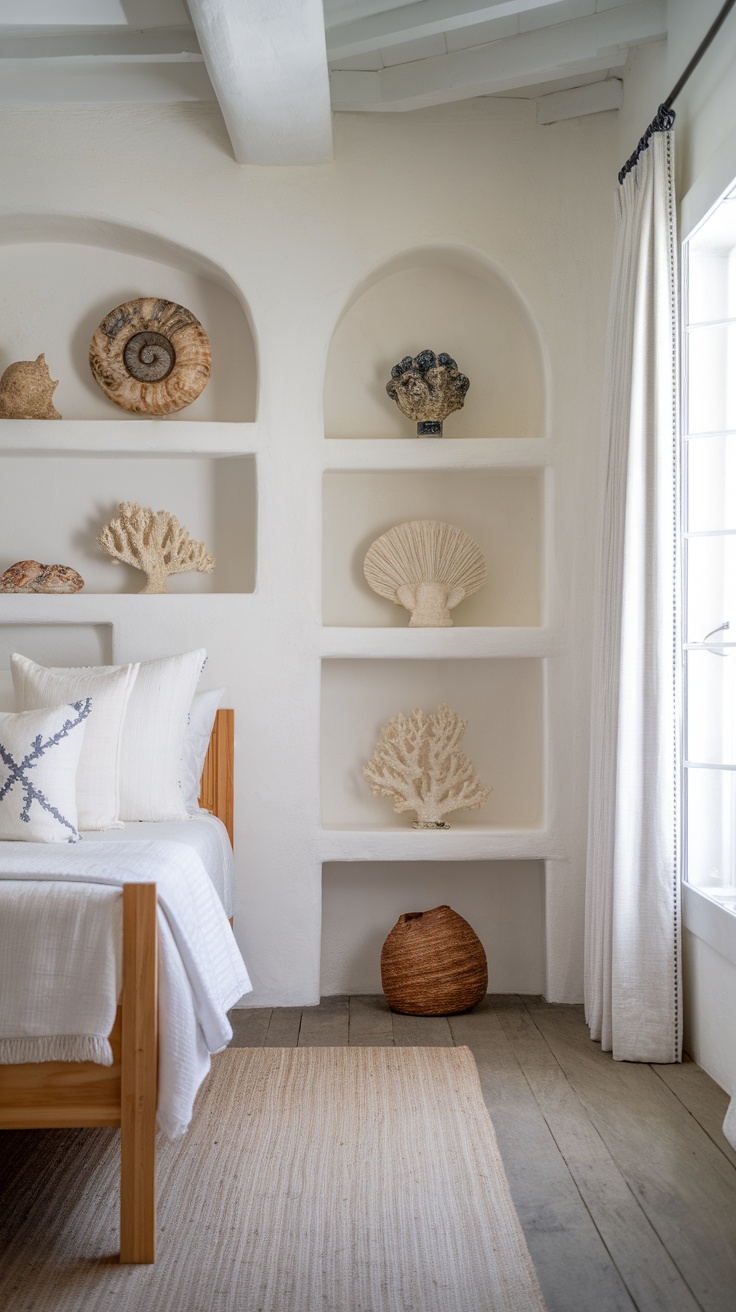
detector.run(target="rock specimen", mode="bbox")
[0,354,61,419]
[363,520,486,626]
[0,560,84,593]
[97,502,215,594]
[363,703,490,827]
[386,349,469,436]
[89,298,211,414]
[381,905,488,1015]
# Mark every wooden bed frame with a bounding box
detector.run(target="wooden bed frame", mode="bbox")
[0,707,234,1265]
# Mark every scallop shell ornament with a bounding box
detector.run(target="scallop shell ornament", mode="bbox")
[89,298,211,415]
[363,520,486,627]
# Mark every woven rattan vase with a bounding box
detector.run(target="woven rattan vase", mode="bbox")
[381,905,488,1016]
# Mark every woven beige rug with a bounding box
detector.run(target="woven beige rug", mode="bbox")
[0,1046,546,1312]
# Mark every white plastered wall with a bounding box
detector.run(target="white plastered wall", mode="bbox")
[0,96,618,1004]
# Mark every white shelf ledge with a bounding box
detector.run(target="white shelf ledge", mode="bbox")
[320,827,555,863]
[0,419,259,456]
[322,437,549,471]
[320,627,554,659]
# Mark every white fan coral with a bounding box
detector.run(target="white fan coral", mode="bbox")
[363,520,486,626]
[97,502,215,594]
[363,703,490,828]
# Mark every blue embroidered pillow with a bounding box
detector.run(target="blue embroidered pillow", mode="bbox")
[0,701,91,843]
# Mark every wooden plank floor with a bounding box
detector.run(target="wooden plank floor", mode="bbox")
[229,995,736,1312]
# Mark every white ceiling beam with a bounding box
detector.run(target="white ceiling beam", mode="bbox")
[326,0,562,60]
[188,0,333,165]
[536,76,623,123]
[330,0,666,110]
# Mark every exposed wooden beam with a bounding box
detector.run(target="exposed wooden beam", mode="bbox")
[188,0,333,165]
[536,77,623,123]
[326,0,562,60]
[330,0,666,111]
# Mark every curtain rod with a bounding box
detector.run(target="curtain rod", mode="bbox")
[618,0,736,184]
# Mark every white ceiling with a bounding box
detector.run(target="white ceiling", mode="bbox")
[0,0,667,163]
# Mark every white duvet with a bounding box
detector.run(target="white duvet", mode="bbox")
[0,838,252,1137]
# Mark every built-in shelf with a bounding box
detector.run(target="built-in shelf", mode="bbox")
[321,859,547,995]
[321,657,544,831]
[322,437,549,471]
[320,827,556,862]
[0,419,259,456]
[324,249,546,441]
[0,453,256,594]
[323,469,544,628]
[319,627,554,659]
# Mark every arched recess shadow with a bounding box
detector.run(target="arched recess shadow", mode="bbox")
[323,244,548,441]
[0,214,258,420]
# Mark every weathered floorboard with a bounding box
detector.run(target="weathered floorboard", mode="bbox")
[451,998,637,1312]
[391,1012,453,1047]
[298,995,350,1047]
[348,995,394,1046]
[263,1008,303,1048]
[524,997,736,1312]
[228,1007,272,1047]
[652,1058,736,1170]
[493,997,700,1312]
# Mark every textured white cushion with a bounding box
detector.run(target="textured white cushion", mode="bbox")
[182,687,224,815]
[11,655,139,830]
[0,702,91,842]
[119,649,207,822]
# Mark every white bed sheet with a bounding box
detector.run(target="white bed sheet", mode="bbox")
[0,827,250,1137]
[81,811,234,918]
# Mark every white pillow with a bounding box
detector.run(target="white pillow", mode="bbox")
[119,649,207,822]
[11,655,139,831]
[0,702,91,843]
[181,687,224,815]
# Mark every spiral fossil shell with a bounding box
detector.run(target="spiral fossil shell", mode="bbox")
[89,298,211,415]
[363,520,486,627]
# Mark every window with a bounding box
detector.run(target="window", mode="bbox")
[683,182,736,911]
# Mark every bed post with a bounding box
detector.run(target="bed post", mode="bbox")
[120,882,158,1264]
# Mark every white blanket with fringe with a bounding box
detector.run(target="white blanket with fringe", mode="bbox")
[0,838,252,1137]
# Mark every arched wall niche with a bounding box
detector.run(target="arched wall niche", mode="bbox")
[0,214,257,420]
[324,245,548,441]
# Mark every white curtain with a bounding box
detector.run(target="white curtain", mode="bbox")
[585,131,682,1063]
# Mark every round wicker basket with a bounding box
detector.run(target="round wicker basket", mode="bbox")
[380,905,488,1016]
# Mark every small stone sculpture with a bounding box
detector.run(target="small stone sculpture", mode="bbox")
[0,354,61,419]
[0,560,84,593]
[97,502,215,594]
[364,520,486,626]
[363,703,490,828]
[386,349,469,436]
[89,298,211,414]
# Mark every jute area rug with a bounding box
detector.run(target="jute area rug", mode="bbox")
[0,1046,546,1312]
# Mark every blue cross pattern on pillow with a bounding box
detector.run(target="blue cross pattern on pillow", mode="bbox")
[0,699,92,841]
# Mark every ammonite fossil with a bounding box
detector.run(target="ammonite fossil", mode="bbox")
[89,298,211,415]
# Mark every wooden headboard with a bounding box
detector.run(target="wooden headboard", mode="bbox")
[198,708,234,846]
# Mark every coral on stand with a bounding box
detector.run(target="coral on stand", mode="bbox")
[363,703,490,827]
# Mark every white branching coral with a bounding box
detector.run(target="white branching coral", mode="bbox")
[363,703,490,828]
[97,501,215,594]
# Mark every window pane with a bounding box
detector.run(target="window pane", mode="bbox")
[686,533,736,642]
[686,767,736,890]
[687,433,736,531]
[687,649,736,763]
[687,323,736,434]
